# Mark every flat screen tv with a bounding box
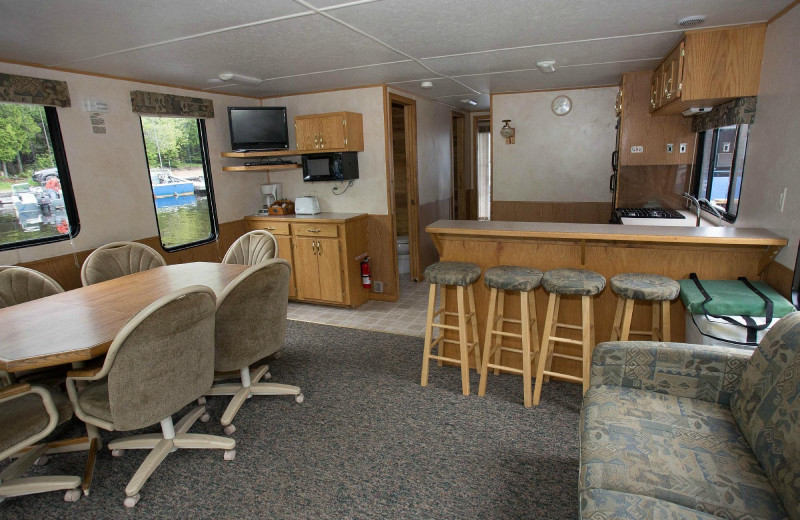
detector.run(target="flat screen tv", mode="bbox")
[228,107,289,151]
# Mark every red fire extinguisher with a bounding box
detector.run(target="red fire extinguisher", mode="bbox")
[361,256,372,289]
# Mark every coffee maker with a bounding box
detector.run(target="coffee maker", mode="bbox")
[259,184,281,214]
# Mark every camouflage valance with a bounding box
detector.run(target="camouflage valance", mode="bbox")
[0,73,71,107]
[692,96,757,133]
[130,90,214,118]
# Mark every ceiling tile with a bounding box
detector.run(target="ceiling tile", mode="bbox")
[388,77,476,98]
[432,94,491,111]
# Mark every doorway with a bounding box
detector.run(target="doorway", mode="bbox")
[388,93,420,283]
[451,112,466,219]
[473,116,492,220]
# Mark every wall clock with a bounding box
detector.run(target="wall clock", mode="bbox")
[551,95,572,116]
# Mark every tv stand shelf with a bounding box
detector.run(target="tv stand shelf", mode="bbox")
[221,164,301,172]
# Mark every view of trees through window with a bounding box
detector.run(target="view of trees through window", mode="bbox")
[695,123,749,221]
[0,102,77,249]
[140,116,216,250]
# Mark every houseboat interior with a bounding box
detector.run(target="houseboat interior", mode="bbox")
[1,0,799,518]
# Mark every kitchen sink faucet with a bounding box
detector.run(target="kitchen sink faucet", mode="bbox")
[682,192,702,226]
[682,192,723,227]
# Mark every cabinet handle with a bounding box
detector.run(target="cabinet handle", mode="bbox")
[314,134,319,149]
[307,228,321,233]
[320,134,324,149]
[266,227,276,231]
[318,240,322,255]
[311,240,317,255]
[664,78,672,99]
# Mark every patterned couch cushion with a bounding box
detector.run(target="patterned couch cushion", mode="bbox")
[731,311,800,520]
[581,385,787,519]
[580,489,721,520]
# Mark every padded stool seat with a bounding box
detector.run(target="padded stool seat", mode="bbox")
[542,268,605,296]
[424,262,481,287]
[610,273,680,301]
[484,266,543,292]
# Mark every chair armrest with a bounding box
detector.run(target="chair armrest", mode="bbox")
[0,382,31,400]
[67,367,102,379]
[590,341,752,405]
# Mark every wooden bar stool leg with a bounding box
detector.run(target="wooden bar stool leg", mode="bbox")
[533,292,557,405]
[661,301,671,342]
[456,286,470,396]
[651,300,661,341]
[492,290,505,375]
[437,286,447,366]
[420,283,438,387]
[528,290,540,375]
[478,287,498,397]
[610,297,624,341]
[467,285,481,370]
[544,294,560,382]
[521,289,533,407]
[581,296,592,395]
[620,298,634,341]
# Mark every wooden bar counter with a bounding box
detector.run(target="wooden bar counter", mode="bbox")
[426,220,787,382]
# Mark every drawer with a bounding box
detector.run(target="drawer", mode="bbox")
[248,220,290,235]
[292,222,339,238]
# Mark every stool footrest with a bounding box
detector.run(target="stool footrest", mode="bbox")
[500,317,522,325]
[545,336,583,346]
[542,371,583,383]
[427,354,464,364]
[556,323,583,331]
[552,353,583,362]
[442,338,479,350]
[628,329,656,336]
[490,329,523,339]
[432,323,460,332]
[487,364,524,375]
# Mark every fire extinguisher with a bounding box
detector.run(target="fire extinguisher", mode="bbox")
[361,256,372,289]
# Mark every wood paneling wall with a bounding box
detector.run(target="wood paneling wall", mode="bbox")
[418,198,450,273]
[491,201,613,224]
[765,260,795,299]
[617,164,692,209]
[367,214,397,300]
[392,104,409,237]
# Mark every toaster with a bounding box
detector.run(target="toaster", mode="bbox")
[294,196,321,215]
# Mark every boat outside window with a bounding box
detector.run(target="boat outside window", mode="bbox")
[139,116,217,251]
[0,102,80,251]
[693,123,749,222]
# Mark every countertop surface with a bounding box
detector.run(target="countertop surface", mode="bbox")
[246,212,367,223]
[426,219,787,246]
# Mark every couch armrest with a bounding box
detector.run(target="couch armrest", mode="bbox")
[590,341,752,405]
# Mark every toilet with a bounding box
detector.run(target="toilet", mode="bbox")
[397,236,410,274]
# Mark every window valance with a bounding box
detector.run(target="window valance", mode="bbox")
[0,73,71,107]
[692,96,757,133]
[130,90,214,118]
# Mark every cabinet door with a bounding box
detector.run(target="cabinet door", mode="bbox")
[318,115,346,150]
[649,69,661,112]
[315,238,344,303]
[666,41,684,102]
[294,237,321,300]
[274,235,296,298]
[295,118,319,150]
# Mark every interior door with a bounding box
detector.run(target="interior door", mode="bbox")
[274,235,296,298]
[294,237,320,300]
[315,238,344,303]
[295,118,319,150]
[318,115,346,150]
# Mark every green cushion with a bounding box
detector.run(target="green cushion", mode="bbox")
[610,273,680,301]
[484,266,542,292]
[678,279,796,317]
[542,268,605,296]
[423,262,481,287]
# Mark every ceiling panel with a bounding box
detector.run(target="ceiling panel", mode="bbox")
[432,94,491,111]
[331,0,790,57]
[0,0,308,66]
[388,77,476,98]
[422,32,682,77]
[72,14,407,89]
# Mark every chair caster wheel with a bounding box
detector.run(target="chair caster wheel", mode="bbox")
[64,489,81,502]
[224,424,236,436]
[112,449,124,457]
[295,393,304,403]
[197,396,207,405]
[200,413,211,423]
[124,494,140,508]
[263,371,272,381]
[224,449,236,461]
[35,455,49,466]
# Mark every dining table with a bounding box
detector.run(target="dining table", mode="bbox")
[0,261,250,495]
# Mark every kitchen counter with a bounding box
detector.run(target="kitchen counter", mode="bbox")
[246,212,367,223]
[425,219,786,381]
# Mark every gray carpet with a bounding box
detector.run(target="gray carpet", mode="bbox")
[1,321,582,519]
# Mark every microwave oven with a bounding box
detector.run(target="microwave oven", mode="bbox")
[302,152,359,182]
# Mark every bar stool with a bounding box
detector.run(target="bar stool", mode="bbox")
[421,261,482,396]
[533,268,605,404]
[609,273,680,342]
[478,266,543,407]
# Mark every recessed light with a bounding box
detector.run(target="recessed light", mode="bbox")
[536,60,558,73]
[420,81,434,89]
[217,73,262,85]
[460,99,478,106]
[676,15,706,27]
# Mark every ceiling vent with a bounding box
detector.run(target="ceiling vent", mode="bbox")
[676,15,706,27]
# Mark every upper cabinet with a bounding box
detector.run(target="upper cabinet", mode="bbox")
[294,112,364,152]
[650,25,766,116]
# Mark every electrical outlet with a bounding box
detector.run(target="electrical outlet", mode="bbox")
[373,281,384,293]
[631,146,643,153]
[679,143,687,153]
[777,187,787,213]
[666,143,673,153]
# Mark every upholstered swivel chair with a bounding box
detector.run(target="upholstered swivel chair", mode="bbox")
[205,259,302,435]
[80,241,166,286]
[222,230,279,265]
[0,383,82,503]
[66,286,235,508]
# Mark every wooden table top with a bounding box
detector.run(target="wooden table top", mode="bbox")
[0,262,249,372]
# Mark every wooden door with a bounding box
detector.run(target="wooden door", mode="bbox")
[294,237,320,300]
[295,118,319,150]
[274,235,296,298]
[451,112,466,219]
[318,115,346,150]
[315,238,344,303]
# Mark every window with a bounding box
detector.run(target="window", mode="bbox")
[139,116,217,251]
[476,119,491,220]
[693,123,750,222]
[0,102,80,251]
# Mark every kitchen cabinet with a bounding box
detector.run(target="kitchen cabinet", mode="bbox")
[294,112,364,152]
[650,25,765,116]
[244,213,368,307]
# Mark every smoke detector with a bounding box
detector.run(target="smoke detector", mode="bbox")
[676,15,706,27]
[536,60,558,74]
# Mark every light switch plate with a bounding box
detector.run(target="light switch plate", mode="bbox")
[679,143,687,153]
[666,144,673,153]
[631,146,644,153]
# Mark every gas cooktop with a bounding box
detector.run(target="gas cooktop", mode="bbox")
[615,207,685,219]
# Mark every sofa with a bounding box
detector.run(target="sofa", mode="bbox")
[579,311,799,519]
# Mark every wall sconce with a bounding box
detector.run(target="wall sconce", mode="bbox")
[499,120,515,144]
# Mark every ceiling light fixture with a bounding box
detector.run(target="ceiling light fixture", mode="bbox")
[460,99,478,106]
[218,73,263,85]
[420,81,434,89]
[676,15,706,27]
[536,60,558,74]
